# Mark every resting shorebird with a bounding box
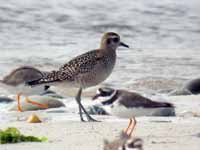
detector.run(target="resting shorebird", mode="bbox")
[170,78,200,95]
[93,87,175,134]
[26,32,129,122]
[104,132,143,150]
[0,66,50,111]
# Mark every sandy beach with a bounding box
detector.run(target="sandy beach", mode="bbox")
[0,115,200,150]
[1,94,200,150]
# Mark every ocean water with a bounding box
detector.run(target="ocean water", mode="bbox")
[0,0,200,118]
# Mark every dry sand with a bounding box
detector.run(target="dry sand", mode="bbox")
[0,95,200,150]
[0,115,200,150]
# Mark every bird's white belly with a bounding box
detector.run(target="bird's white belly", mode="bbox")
[1,83,45,96]
[104,103,175,118]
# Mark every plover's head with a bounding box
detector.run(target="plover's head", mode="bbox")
[100,32,129,50]
[104,132,143,150]
[119,138,143,150]
[92,87,117,105]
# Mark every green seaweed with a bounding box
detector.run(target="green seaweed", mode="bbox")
[0,127,48,144]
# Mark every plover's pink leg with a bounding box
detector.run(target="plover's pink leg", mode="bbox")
[17,93,23,112]
[124,118,132,134]
[127,117,137,136]
[25,97,48,109]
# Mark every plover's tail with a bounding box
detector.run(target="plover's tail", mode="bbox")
[152,101,174,108]
[26,78,45,86]
[26,70,61,86]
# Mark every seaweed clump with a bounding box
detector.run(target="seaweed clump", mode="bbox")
[0,127,48,144]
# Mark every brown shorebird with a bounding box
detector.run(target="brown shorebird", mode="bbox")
[0,66,50,111]
[93,87,175,133]
[26,32,129,122]
[104,132,143,150]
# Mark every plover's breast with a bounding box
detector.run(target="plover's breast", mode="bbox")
[74,53,116,88]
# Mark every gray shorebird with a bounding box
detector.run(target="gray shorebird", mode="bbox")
[104,132,143,150]
[26,32,129,122]
[93,87,175,133]
[170,78,200,95]
[0,66,50,111]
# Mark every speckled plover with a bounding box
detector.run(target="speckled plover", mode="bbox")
[0,66,50,111]
[104,132,143,150]
[93,87,175,133]
[26,32,129,122]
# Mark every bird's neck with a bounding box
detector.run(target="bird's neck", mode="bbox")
[100,47,116,58]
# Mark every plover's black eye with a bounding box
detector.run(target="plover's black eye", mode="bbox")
[113,37,119,43]
[107,39,111,44]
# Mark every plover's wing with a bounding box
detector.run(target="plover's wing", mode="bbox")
[27,49,104,86]
[59,49,104,74]
[118,91,173,108]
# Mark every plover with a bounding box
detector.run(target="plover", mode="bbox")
[104,132,143,150]
[93,87,175,117]
[170,78,200,95]
[0,66,50,111]
[93,87,175,133]
[26,32,129,122]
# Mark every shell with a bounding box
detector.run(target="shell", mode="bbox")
[27,113,42,123]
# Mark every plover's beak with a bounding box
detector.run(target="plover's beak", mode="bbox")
[92,94,100,100]
[120,42,129,48]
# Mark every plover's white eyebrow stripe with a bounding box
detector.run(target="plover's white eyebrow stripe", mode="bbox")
[96,89,100,94]
[109,35,119,38]
[110,89,117,99]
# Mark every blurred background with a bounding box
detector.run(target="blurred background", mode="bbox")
[0,0,200,94]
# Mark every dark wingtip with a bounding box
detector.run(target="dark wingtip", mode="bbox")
[44,85,50,91]
[25,79,40,87]
[146,100,175,108]
[164,102,174,108]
